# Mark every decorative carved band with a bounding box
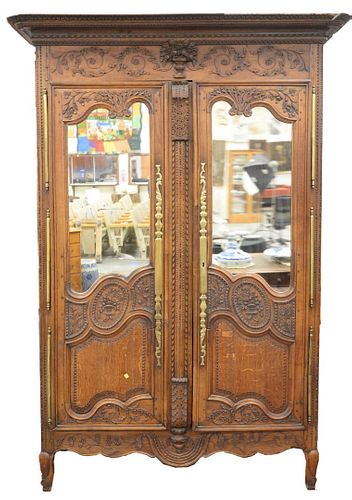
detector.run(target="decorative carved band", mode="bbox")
[207,87,298,119]
[62,89,153,121]
[154,164,163,367]
[51,44,309,80]
[199,162,208,366]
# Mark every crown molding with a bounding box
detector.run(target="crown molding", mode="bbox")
[7,13,351,46]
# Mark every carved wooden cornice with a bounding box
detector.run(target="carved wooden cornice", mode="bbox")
[8,13,351,46]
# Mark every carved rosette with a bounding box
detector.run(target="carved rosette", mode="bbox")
[90,282,128,330]
[231,280,271,330]
[62,89,153,121]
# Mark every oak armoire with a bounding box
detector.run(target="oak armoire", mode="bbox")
[8,13,351,491]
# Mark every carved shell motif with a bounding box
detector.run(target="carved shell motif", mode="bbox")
[231,281,271,330]
[91,282,128,330]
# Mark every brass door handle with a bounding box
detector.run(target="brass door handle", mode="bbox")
[199,162,207,366]
[154,164,163,367]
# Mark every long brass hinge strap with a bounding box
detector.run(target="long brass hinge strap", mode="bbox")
[307,326,313,423]
[43,89,49,191]
[310,207,314,307]
[311,86,316,189]
[46,209,51,311]
[47,326,52,425]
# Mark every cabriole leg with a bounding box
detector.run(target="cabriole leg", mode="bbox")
[39,451,55,492]
[305,449,319,490]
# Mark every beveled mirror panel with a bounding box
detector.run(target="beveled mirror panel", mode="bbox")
[67,104,151,291]
[211,102,292,290]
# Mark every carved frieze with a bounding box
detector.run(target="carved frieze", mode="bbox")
[208,87,298,118]
[90,282,128,330]
[62,89,153,121]
[50,44,309,80]
[231,280,271,330]
[54,429,304,465]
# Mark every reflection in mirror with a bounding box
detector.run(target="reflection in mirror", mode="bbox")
[67,105,150,291]
[212,102,292,290]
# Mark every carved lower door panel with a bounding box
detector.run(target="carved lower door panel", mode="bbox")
[53,85,167,429]
[193,83,308,431]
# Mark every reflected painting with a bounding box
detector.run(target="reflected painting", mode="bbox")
[212,103,292,290]
[67,104,151,291]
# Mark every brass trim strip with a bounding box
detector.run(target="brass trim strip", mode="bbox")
[310,207,314,307]
[154,164,163,367]
[307,326,313,423]
[199,162,207,366]
[311,86,316,189]
[47,326,52,425]
[46,209,51,311]
[43,89,49,191]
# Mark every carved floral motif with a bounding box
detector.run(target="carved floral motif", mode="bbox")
[231,281,271,329]
[91,282,128,329]
[208,273,230,313]
[273,299,296,338]
[208,87,298,118]
[171,378,188,428]
[131,274,154,312]
[62,89,153,121]
[208,404,270,425]
[91,403,158,424]
[65,301,88,338]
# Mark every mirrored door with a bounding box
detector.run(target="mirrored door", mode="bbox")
[54,86,166,429]
[194,84,308,430]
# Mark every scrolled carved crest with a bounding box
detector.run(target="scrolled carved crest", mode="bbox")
[90,282,129,330]
[208,404,270,425]
[91,403,158,424]
[208,87,298,119]
[62,89,153,121]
